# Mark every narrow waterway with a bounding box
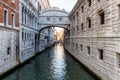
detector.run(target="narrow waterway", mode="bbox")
[3,44,96,80]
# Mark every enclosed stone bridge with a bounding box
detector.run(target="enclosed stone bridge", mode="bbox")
[38,7,70,32]
[36,7,70,52]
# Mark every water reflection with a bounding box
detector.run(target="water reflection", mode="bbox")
[51,43,66,79]
[2,43,96,80]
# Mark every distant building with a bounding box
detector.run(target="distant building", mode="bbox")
[65,0,120,80]
[38,0,50,11]
[0,0,19,74]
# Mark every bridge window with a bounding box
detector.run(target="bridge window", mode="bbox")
[59,18,62,21]
[47,17,50,21]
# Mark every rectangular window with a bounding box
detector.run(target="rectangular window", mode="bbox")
[87,18,91,28]
[25,9,27,24]
[22,7,24,23]
[81,6,84,12]
[99,12,105,24]
[77,26,79,31]
[87,46,90,55]
[80,45,83,51]
[22,29,24,40]
[4,10,8,26]
[76,44,78,49]
[98,49,103,60]
[118,5,120,18]
[73,16,75,20]
[11,14,15,27]
[7,47,10,55]
[88,19,91,28]
[88,0,91,6]
[76,12,79,30]
[38,3,41,11]
[116,53,120,68]
[81,23,83,30]
[76,12,79,17]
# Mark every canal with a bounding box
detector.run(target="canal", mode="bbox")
[2,44,96,80]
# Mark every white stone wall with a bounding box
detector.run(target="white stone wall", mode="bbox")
[0,27,19,75]
[19,26,36,63]
[19,0,39,63]
[38,7,69,52]
[65,0,120,80]
[39,7,69,30]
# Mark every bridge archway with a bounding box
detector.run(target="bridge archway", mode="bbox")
[38,25,69,33]
[36,7,70,52]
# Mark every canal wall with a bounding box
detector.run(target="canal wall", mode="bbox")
[65,38,120,80]
[66,0,120,80]
[0,43,54,78]
[64,46,103,80]
[0,27,19,78]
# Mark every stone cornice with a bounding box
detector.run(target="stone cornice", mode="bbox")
[69,0,84,18]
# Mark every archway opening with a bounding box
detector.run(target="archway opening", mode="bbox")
[35,26,69,52]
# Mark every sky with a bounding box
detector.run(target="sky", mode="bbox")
[49,0,77,12]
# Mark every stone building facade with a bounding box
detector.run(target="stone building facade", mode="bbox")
[65,0,120,80]
[0,0,19,75]
[19,0,40,63]
[38,0,50,11]
[38,0,54,51]
[0,0,54,75]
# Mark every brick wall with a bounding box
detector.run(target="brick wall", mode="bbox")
[0,0,19,27]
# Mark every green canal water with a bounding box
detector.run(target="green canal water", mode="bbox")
[2,44,96,80]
